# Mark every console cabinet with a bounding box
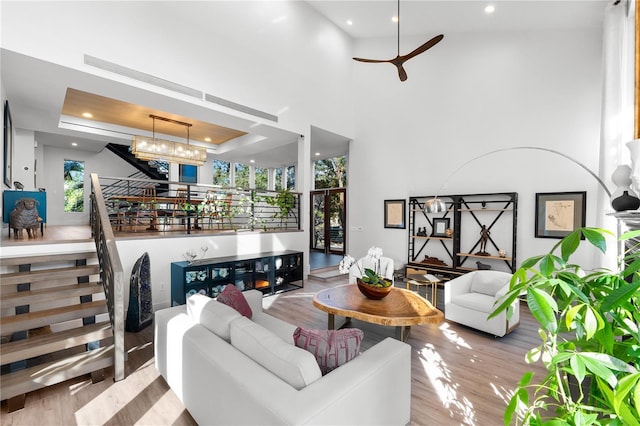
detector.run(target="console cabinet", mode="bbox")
[171,250,303,306]
[407,192,517,279]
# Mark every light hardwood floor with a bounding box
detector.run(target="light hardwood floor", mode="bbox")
[1,273,545,426]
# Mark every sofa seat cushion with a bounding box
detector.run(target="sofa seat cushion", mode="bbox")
[230,316,322,390]
[187,294,241,342]
[293,327,364,375]
[217,284,252,318]
[451,293,496,314]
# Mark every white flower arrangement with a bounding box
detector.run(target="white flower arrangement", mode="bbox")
[338,246,390,287]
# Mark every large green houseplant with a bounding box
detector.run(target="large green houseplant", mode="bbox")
[491,227,640,425]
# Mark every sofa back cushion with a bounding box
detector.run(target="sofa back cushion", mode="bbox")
[470,271,511,297]
[230,316,322,390]
[187,294,241,342]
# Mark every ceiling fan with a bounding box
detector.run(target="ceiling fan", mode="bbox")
[353,0,444,82]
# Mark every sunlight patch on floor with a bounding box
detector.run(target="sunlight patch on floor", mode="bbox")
[135,388,183,425]
[419,343,477,425]
[68,377,93,396]
[439,322,472,349]
[74,360,158,424]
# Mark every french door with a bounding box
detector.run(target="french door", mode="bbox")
[310,188,346,255]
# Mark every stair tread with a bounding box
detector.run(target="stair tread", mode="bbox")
[1,321,112,365]
[0,301,108,335]
[0,345,113,400]
[0,251,97,266]
[0,265,100,286]
[0,282,104,308]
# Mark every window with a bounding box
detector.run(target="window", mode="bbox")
[64,159,84,212]
[286,165,296,190]
[314,156,346,189]
[235,163,250,189]
[212,159,230,186]
[254,166,268,190]
[274,168,283,191]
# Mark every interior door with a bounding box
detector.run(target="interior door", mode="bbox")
[310,188,346,255]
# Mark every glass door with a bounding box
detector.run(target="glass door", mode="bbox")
[310,188,346,255]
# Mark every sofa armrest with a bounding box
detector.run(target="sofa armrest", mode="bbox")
[444,273,473,303]
[243,289,264,314]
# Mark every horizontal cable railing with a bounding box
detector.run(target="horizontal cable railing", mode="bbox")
[97,175,302,233]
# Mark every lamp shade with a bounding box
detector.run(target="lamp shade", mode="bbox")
[132,136,206,166]
[424,197,447,213]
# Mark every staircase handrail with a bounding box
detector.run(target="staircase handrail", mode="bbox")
[90,173,125,381]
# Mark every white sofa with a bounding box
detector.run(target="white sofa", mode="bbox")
[444,270,519,337]
[155,290,411,425]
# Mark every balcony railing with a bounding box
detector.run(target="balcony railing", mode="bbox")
[96,175,302,234]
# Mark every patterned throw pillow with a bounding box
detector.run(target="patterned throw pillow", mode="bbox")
[217,284,252,319]
[293,327,364,375]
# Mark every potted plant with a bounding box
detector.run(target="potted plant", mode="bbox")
[266,188,297,229]
[490,227,640,425]
[339,247,394,299]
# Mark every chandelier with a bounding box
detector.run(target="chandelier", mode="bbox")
[132,114,207,166]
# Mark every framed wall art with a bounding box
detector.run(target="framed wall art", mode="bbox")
[432,218,450,237]
[4,100,13,188]
[384,199,406,229]
[535,191,586,239]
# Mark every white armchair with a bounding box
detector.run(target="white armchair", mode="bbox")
[444,270,519,337]
[348,257,395,284]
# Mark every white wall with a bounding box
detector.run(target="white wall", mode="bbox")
[348,28,612,270]
[41,145,139,225]
[116,231,305,310]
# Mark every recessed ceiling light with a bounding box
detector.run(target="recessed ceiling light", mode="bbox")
[391,15,399,23]
[315,152,320,156]
[346,20,353,26]
[484,4,495,14]
[204,137,212,142]
[71,142,78,146]
[82,112,93,118]
[250,159,255,163]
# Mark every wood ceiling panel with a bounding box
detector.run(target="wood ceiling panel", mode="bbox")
[62,88,246,145]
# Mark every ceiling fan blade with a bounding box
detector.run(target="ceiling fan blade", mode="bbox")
[353,57,392,63]
[401,34,444,61]
[396,63,408,82]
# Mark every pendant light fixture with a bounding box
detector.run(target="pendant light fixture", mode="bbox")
[132,114,207,166]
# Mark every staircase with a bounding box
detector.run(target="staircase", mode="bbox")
[0,250,113,412]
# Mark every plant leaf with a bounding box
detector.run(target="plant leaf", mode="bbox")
[540,254,556,277]
[582,228,608,253]
[570,354,586,384]
[527,288,558,333]
[561,231,581,261]
[601,280,640,312]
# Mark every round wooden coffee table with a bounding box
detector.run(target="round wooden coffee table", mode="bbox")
[313,284,444,342]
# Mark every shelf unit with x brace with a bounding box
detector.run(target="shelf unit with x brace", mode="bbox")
[407,192,518,279]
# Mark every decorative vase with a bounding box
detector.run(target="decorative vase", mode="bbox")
[610,165,640,212]
[356,278,393,300]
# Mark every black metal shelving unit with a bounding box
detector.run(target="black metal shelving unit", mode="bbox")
[407,192,518,279]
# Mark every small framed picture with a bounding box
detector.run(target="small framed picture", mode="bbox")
[535,191,586,239]
[432,218,450,237]
[384,199,406,229]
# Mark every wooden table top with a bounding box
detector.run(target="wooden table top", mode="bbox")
[313,284,444,327]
